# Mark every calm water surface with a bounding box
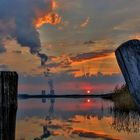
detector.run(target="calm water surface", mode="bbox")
[16,98,140,140]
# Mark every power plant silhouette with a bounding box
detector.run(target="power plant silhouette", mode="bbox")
[34,81,55,140]
[41,78,55,103]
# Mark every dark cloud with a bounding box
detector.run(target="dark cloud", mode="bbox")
[84,40,96,45]
[45,62,60,68]
[37,52,48,66]
[0,42,6,53]
[0,0,52,65]
[67,119,81,123]
[65,69,80,73]
[71,49,114,62]
[48,124,63,129]
[12,50,22,54]
[45,57,72,68]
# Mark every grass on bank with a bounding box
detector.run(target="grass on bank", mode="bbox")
[112,85,136,110]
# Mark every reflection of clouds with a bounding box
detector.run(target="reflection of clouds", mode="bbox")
[67,119,81,123]
[72,129,119,140]
[17,111,140,139]
[17,98,140,140]
[16,115,118,140]
[48,124,63,129]
[16,117,44,140]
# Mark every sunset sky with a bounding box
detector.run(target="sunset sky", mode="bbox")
[0,0,140,94]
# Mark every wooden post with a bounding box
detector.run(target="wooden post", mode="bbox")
[115,39,140,108]
[0,71,18,140]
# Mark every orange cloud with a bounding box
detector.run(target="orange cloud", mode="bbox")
[35,0,61,28]
[52,0,58,9]
[70,53,120,77]
[35,12,61,28]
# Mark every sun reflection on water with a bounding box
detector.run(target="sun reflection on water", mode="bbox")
[16,98,140,140]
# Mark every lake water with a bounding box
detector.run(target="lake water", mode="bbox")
[16,98,140,140]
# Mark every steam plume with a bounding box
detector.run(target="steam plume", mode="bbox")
[0,0,61,66]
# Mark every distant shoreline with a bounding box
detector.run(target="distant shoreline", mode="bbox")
[18,93,113,99]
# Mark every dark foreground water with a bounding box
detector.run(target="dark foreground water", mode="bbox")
[16,98,140,140]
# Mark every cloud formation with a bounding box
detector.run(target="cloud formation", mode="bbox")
[0,40,6,53]
[35,12,61,28]
[0,0,60,65]
[80,17,90,28]
[71,49,114,62]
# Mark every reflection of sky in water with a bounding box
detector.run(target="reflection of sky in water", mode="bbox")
[16,98,140,140]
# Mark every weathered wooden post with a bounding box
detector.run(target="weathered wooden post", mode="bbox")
[115,39,140,108]
[0,71,18,140]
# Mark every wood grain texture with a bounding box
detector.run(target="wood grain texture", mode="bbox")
[0,71,18,140]
[115,39,140,109]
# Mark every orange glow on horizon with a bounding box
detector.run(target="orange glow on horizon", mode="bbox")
[71,52,120,77]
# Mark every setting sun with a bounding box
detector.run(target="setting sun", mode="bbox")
[87,90,91,94]
[87,99,91,103]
